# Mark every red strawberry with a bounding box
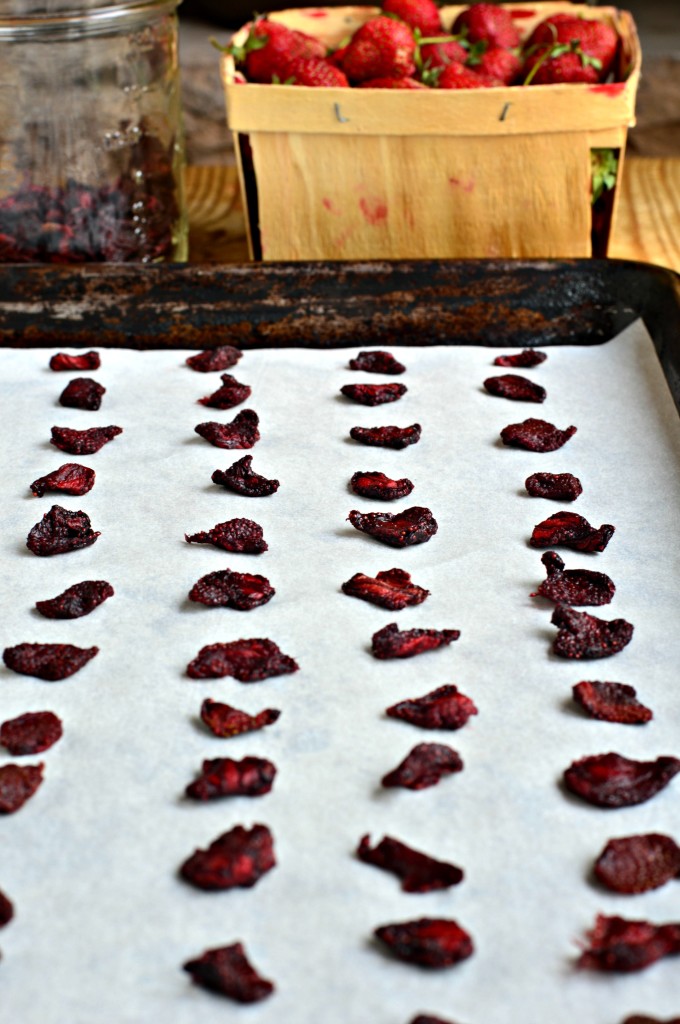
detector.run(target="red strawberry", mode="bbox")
[382,0,442,36]
[452,3,520,49]
[438,62,501,89]
[283,57,349,87]
[359,76,428,88]
[523,45,601,85]
[467,42,520,84]
[341,16,417,83]
[235,20,327,83]
[525,15,618,80]
[419,38,467,71]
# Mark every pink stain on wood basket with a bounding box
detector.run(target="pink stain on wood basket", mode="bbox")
[589,82,626,96]
[359,196,388,226]
[508,8,536,17]
[322,197,341,215]
[303,8,329,16]
[449,176,475,194]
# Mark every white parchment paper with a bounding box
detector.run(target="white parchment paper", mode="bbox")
[1,323,680,1024]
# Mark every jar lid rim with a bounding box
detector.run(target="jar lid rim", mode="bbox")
[0,0,180,30]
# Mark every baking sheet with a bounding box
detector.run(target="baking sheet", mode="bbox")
[1,323,680,1024]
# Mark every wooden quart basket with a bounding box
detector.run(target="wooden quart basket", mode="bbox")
[221,3,641,262]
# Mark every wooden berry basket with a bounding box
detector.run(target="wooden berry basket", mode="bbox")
[221,3,641,262]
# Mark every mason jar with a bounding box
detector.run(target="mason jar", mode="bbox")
[0,0,187,262]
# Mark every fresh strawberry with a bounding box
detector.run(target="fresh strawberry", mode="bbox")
[451,3,520,49]
[231,19,327,83]
[359,75,428,88]
[283,57,349,87]
[523,44,601,85]
[382,0,442,36]
[467,42,520,84]
[438,62,501,88]
[419,38,467,71]
[525,15,618,80]
[341,15,417,83]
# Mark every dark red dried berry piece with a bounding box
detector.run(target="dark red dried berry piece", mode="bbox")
[530,512,614,553]
[357,834,463,892]
[186,346,242,373]
[186,518,268,554]
[382,743,463,790]
[0,887,13,927]
[350,423,421,449]
[188,569,275,611]
[622,1017,680,1024]
[594,834,680,894]
[180,823,275,890]
[183,942,274,1003]
[26,505,100,557]
[349,350,406,374]
[3,642,98,681]
[564,752,680,808]
[0,711,63,755]
[186,756,276,800]
[552,605,633,660]
[342,568,429,610]
[410,1017,458,1024]
[35,579,114,619]
[187,638,298,682]
[195,410,260,449]
[0,763,44,814]
[573,681,653,725]
[500,418,577,452]
[525,472,582,501]
[348,507,437,548]
[198,373,252,409]
[200,698,280,738]
[484,374,546,403]
[212,455,279,497]
[350,471,414,501]
[493,349,547,368]
[374,918,473,968]
[30,463,95,498]
[372,623,460,660]
[50,425,122,455]
[577,914,680,973]
[386,685,478,731]
[58,377,106,411]
[341,382,407,406]
[531,551,615,606]
[49,351,100,372]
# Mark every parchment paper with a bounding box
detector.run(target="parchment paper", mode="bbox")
[1,323,680,1024]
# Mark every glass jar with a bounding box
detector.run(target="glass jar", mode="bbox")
[0,0,187,262]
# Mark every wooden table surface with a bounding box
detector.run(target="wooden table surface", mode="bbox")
[185,156,680,273]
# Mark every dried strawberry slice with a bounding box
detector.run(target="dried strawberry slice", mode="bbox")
[195,410,260,449]
[349,350,405,374]
[212,455,279,496]
[494,349,547,368]
[341,382,407,406]
[530,512,614,553]
[186,518,267,554]
[372,623,459,660]
[180,823,275,890]
[350,471,414,501]
[500,418,577,452]
[594,834,680,894]
[198,373,251,409]
[410,1017,458,1024]
[30,463,95,498]
[552,605,633,659]
[621,1017,680,1024]
[0,711,63,755]
[374,918,473,967]
[573,681,652,725]
[484,374,546,403]
[342,569,429,610]
[382,743,463,790]
[564,752,680,808]
[0,887,13,927]
[357,834,463,892]
[49,351,100,371]
[525,472,582,501]
[183,942,274,1002]
[188,570,274,610]
[577,914,680,972]
[350,423,421,449]
[186,346,242,372]
[386,685,478,730]
[187,638,298,682]
[26,505,100,556]
[50,425,122,455]
[348,507,437,547]
[3,642,98,681]
[35,580,114,619]
[0,763,44,814]
[186,756,276,800]
[531,551,615,605]
[59,377,106,411]
[201,698,280,738]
